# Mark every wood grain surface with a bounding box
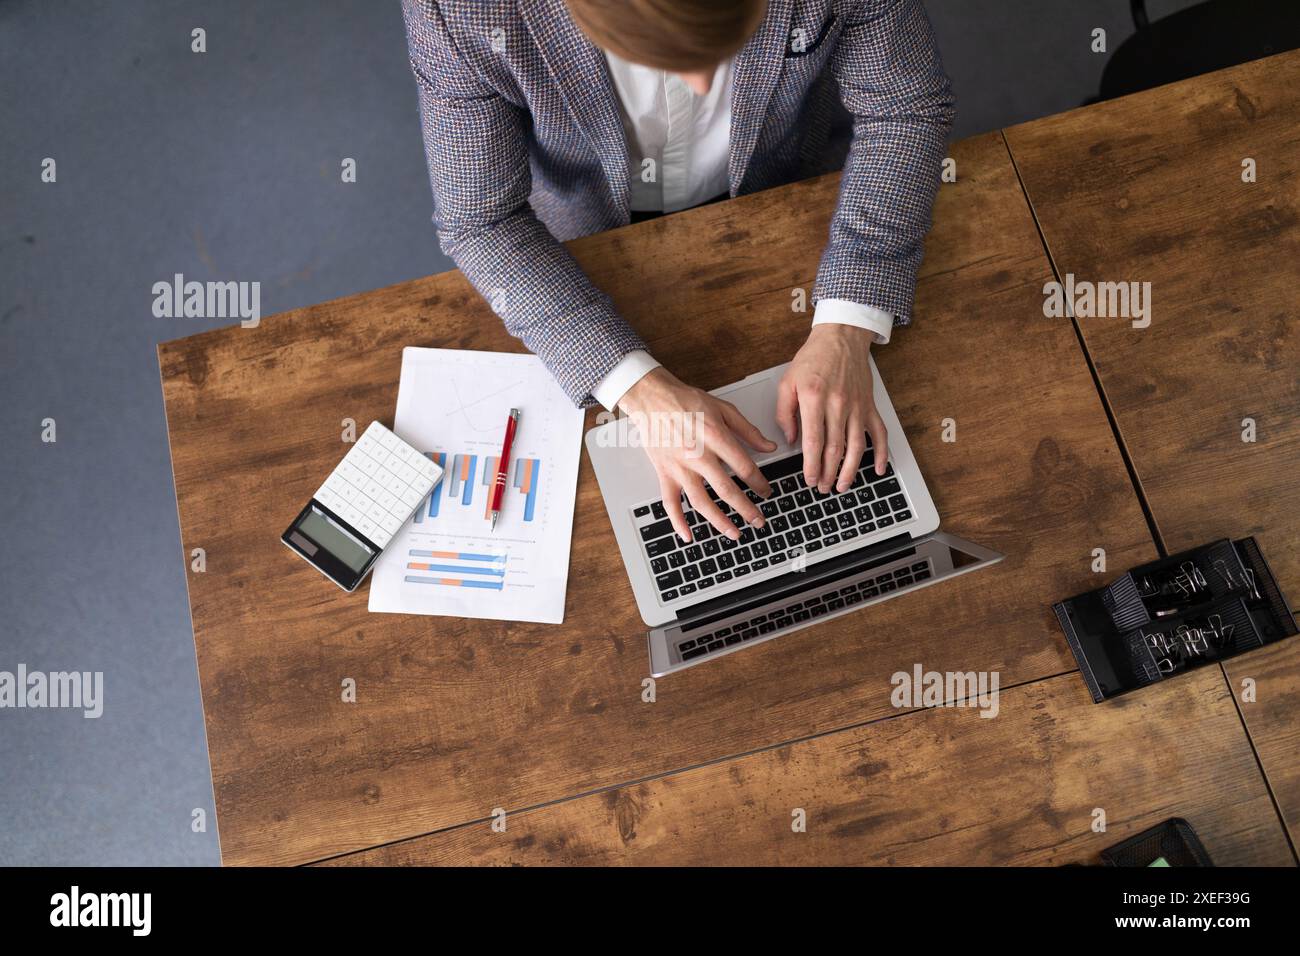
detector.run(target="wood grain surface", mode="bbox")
[159,131,1154,866]
[1006,50,1300,847]
[322,668,1291,866]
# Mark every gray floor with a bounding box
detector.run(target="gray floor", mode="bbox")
[1,0,1194,865]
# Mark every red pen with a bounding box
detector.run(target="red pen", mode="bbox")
[488,408,519,531]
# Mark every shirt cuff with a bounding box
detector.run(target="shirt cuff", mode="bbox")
[812,299,895,344]
[591,349,661,411]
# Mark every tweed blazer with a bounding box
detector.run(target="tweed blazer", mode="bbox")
[402,0,954,406]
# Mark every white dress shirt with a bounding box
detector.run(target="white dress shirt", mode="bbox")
[592,52,894,410]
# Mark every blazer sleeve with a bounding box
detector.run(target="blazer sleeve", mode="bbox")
[817,0,956,327]
[401,1,648,407]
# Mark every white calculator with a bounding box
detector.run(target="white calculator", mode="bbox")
[281,421,444,592]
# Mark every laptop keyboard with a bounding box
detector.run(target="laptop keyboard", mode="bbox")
[631,452,914,604]
[675,558,934,662]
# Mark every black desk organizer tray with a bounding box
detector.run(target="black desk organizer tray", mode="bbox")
[1054,537,1297,702]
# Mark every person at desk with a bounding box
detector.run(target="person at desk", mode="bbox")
[401,0,954,544]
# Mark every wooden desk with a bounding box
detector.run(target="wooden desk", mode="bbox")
[324,668,1291,866]
[159,127,1256,866]
[1006,50,1300,850]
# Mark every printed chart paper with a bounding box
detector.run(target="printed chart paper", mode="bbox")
[367,348,585,623]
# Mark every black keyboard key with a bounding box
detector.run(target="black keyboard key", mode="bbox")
[861,585,878,597]
[707,641,725,652]
[721,536,738,551]
[806,503,824,520]
[837,512,855,529]
[776,616,793,628]
[741,629,759,640]
[680,582,697,594]
[793,609,811,622]
[778,476,799,495]
[716,570,733,582]
[827,598,845,611]
[651,501,667,520]
[822,498,841,515]
[682,646,708,660]
[640,519,674,542]
[770,551,787,564]
[645,536,677,557]
[889,494,908,511]
[756,523,773,539]
[804,522,821,539]
[685,544,703,562]
[880,580,897,593]
[811,487,830,501]
[875,478,901,495]
[837,492,857,512]
[662,589,679,601]
[699,577,715,589]
[718,552,736,570]
[912,562,928,572]
[770,515,790,533]
[872,500,890,517]
[895,510,912,521]
[700,558,718,576]
[795,490,813,507]
[702,538,721,556]
[752,541,770,558]
[651,557,668,574]
[805,539,824,552]
[759,456,805,481]
[634,505,650,518]
[759,621,777,634]
[877,515,894,528]
[656,570,683,590]
[894,574,912,587]
[809,604,828,617]
[735,546,753,564]
[668,550,687,568]
[738,526,755,544]
[725,634,743,646]
[822,534,840,547]
[734,566,751,577]
[842,527,859,541]
[760,501,778,518]
[820,518,837,535]
[915,568,931,581]
[752,558,769,571]
[679,639,696,651]
[789,510,808,526]
[777,495,797,513]
[860,521,876,533]
[786,528,804,545]
[854,505,874,524]
[845,593,861,605]
[683,564,700,581]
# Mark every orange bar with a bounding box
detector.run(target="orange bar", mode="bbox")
[520,458,534,495]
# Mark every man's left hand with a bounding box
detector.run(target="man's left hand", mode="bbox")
[776,324,889,495]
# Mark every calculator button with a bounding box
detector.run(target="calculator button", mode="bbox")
[379,511,402,535]
[370,528,392,548]
[342,504,366,529]
[398,485,424,509]
[358,516,378,538]
[356,455,381,477]
[392,442,413,462]
[377,429,399,450]
[375,488,399,513]
[395,461,420,486]
[363,478,384,499]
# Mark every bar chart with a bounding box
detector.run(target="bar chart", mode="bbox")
[412,452,542,524]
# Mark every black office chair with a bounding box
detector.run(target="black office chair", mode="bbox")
[1093,0,1300,102]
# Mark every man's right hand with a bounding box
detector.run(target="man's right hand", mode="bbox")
[617,367,777,544]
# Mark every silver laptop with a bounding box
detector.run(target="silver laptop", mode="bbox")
[586,358,1003,675]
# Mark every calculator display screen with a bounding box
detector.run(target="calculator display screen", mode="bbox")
[298,508,374,573]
